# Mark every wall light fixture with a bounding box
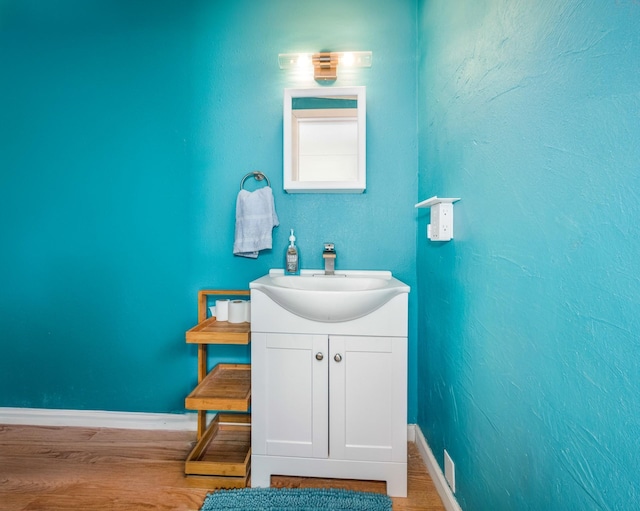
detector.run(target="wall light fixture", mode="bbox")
[278,51,372,82]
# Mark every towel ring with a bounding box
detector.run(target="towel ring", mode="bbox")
[240,171,271,190]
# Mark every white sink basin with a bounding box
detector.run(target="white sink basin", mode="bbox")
[250,269,410,323]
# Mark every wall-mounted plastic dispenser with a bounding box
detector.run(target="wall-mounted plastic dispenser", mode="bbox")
[415,196,461,241]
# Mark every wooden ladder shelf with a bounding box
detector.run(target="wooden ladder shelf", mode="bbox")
[183,289,251,488]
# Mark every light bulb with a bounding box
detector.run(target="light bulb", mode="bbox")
[341,52,355,67]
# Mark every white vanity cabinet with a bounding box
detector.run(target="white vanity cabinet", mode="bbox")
[250,281,409,497]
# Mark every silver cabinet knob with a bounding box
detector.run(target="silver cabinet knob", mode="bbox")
[315,352,324,361]
[334,353,342,362]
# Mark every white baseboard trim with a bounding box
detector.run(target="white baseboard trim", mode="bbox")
[0,407,197,431]
[411,424,463,511]
[407,423,416,442]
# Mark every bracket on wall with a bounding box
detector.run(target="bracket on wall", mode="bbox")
[312,52,338,81]
[415,196,461,242]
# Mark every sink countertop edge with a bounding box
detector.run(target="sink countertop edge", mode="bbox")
[267,268,394,278]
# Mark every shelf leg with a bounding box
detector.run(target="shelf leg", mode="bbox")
[197,410,207,440]
[198,344,208,382]
[196,343,208,439]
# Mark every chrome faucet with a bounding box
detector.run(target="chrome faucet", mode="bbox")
[322,243,336,275]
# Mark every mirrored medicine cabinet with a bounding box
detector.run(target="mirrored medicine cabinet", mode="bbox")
[283,86,366,193]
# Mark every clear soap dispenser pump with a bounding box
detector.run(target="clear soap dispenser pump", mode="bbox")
[285,229,300,275]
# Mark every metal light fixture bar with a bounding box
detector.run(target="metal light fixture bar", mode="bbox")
[278,51,372,81]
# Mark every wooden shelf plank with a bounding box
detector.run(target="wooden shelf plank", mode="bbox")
[185,413,251,479]
[185,364,251,411]
[186,317,251,345]
[185,473,250,489]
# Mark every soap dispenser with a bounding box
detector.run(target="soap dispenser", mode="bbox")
[285,229,300,275]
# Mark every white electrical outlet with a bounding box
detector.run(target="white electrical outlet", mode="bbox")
[428,202,454,241]
[444,449,456,493]
[415,196,460,242]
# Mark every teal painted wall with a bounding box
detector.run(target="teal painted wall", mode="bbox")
[0,1,418,416]
[418,1,640,509]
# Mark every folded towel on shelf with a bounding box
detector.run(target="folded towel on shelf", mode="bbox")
[233,186,279,258]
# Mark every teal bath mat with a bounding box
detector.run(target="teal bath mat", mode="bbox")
[199,487,393,511]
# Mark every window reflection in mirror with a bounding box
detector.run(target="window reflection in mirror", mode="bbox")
[284,87,366,193]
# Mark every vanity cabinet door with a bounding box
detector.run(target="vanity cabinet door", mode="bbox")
[252,332,329,459]
[329,336,407,463]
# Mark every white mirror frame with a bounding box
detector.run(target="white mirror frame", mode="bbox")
[283,86,366,193]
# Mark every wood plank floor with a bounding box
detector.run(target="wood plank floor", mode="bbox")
[0,424,446,511]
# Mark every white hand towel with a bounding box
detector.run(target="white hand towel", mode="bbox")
[233,186,279,258]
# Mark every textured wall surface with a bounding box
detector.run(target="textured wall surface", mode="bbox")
[417,0,640,509]
[0,1,418,415]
